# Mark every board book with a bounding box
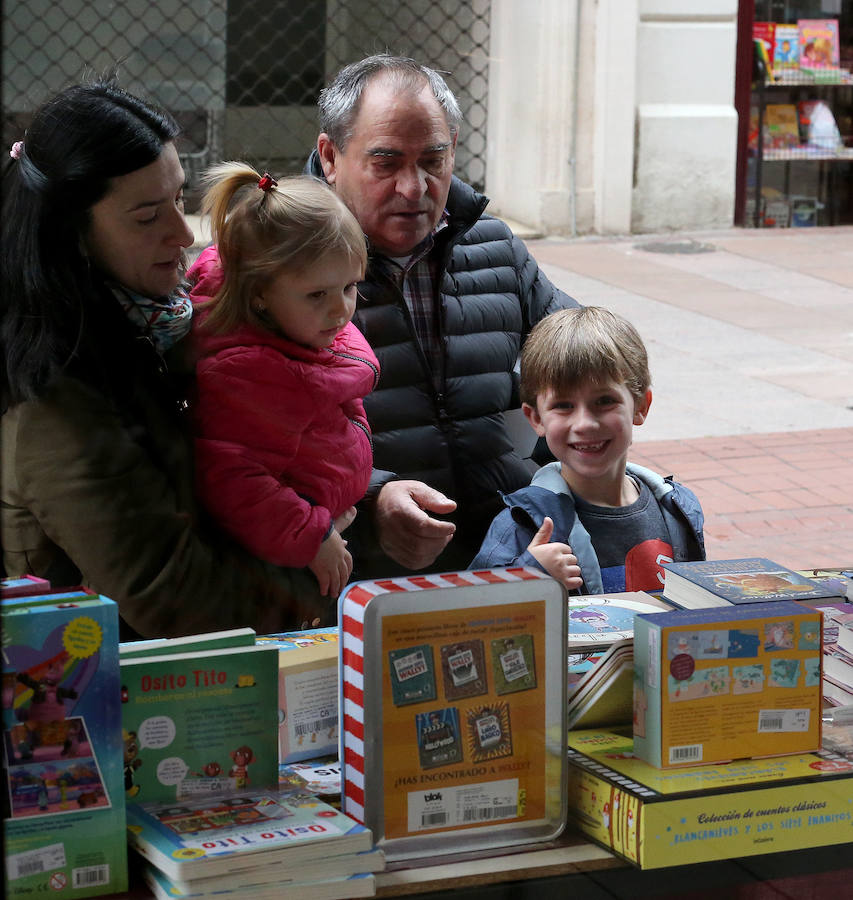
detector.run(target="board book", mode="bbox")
[143,865,376,900]
[567,639,634,731]
[125,788,373,880]
[3,595,127,898]
[568,592,674,650]
[633,601,822,768]
[662,557,842,610]
[120,644,279,804]
[0,575,50,598]
[567,727,853,869]
[256,627,340,764]
[339,566,567,862]
[119,628,256,659]
[143,841,382,895]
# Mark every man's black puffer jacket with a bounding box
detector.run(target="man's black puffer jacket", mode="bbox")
[306,153,579,569]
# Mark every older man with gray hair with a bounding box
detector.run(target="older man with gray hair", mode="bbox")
[305,53,578,578]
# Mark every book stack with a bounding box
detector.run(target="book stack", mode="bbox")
[661,557,843,611]
[798,598,853,706]
[2,578,128,898]
[130,790,381,900]
[567,592,674,730]
[120,628,383,899]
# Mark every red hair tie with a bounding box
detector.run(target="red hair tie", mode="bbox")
[258,173,278,192]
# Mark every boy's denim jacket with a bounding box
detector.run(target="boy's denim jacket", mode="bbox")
[470,462,706,593]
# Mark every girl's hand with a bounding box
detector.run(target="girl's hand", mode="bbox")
[527,517,583,591]
[335,506,357,535]
[308,528,353,598]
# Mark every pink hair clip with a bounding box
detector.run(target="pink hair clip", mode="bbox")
[10,141,23,160]
[258,172,278,192]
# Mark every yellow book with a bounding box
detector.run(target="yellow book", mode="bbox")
[568,728,853,868]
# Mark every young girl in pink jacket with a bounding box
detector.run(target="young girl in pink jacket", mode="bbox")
[188,165,378,599]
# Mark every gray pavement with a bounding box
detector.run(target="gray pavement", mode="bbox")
[526,226,853,443]
[186,213,853,444]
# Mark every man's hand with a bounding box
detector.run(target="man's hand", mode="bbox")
[375,480,457,569]
[308,528,353,598]
[527,517,583,591]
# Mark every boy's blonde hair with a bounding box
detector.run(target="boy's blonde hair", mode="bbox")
[520,307,651,407]
[197,163,367,333]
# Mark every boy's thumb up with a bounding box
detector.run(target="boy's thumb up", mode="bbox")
[529,516,554,547]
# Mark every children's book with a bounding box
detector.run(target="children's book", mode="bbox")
[633,601,823,768]
[339,566,567,862]
[255,628,339,764]
[798,19,840,72]
[2,588,96,610]
[3,595,128,898]
[0,575,50,598]
[125,788,373,880]
[823,642,853,690]
[567,639,634,731]
[144,841,382,895]
[143,865,376,900]
[567,727,853,869]
[662,557,843,610]
[279,756,341,802]
[568,592,674,650]
[753,22,776,75]
[773,23,800,75]
[120,644,279,804]
[119,628,256,659]
[763,103,801,149]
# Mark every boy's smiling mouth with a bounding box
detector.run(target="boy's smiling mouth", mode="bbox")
[570,440,608,453]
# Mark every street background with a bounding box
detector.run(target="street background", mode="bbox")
[528,225,853,570]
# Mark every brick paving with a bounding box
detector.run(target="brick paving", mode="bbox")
[520,226,853,572]
[629,427,853,570]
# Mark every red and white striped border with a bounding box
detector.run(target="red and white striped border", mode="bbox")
[340,567,548,822]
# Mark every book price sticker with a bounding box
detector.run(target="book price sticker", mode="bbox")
[407,778,520,832]
[758,708,811,733]
[7,841,67,881]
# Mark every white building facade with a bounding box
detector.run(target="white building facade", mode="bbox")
[485,0,740,235]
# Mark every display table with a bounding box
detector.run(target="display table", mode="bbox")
[110,829,853,899]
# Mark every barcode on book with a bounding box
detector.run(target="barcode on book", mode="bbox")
[421,810,448,827]
[17,858,46,877]
[73,865,109,888]
[758,714,784,732]
[295,716,336,736]
[669,743,702,764]
[7,843,67,882]
[461,803,517,822]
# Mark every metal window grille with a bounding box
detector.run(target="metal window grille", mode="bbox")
[2,0,490,209]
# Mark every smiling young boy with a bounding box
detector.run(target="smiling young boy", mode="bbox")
[470,307,705,593]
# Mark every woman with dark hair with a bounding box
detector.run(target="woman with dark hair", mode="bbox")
[1,79,328,638]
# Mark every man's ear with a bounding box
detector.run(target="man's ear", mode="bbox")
[317,134,339,185]
[633,389,653,426]
[522,401,546,437]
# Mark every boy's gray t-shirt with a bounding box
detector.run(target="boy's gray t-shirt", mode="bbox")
[573,478,675,593]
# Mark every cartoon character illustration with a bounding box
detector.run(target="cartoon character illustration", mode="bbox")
[229,745,255,788]
[14,654,78,758]
[201,761,222,777]
[123,729,143,798]
[37,778,49,811]
[569,608,611,631]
